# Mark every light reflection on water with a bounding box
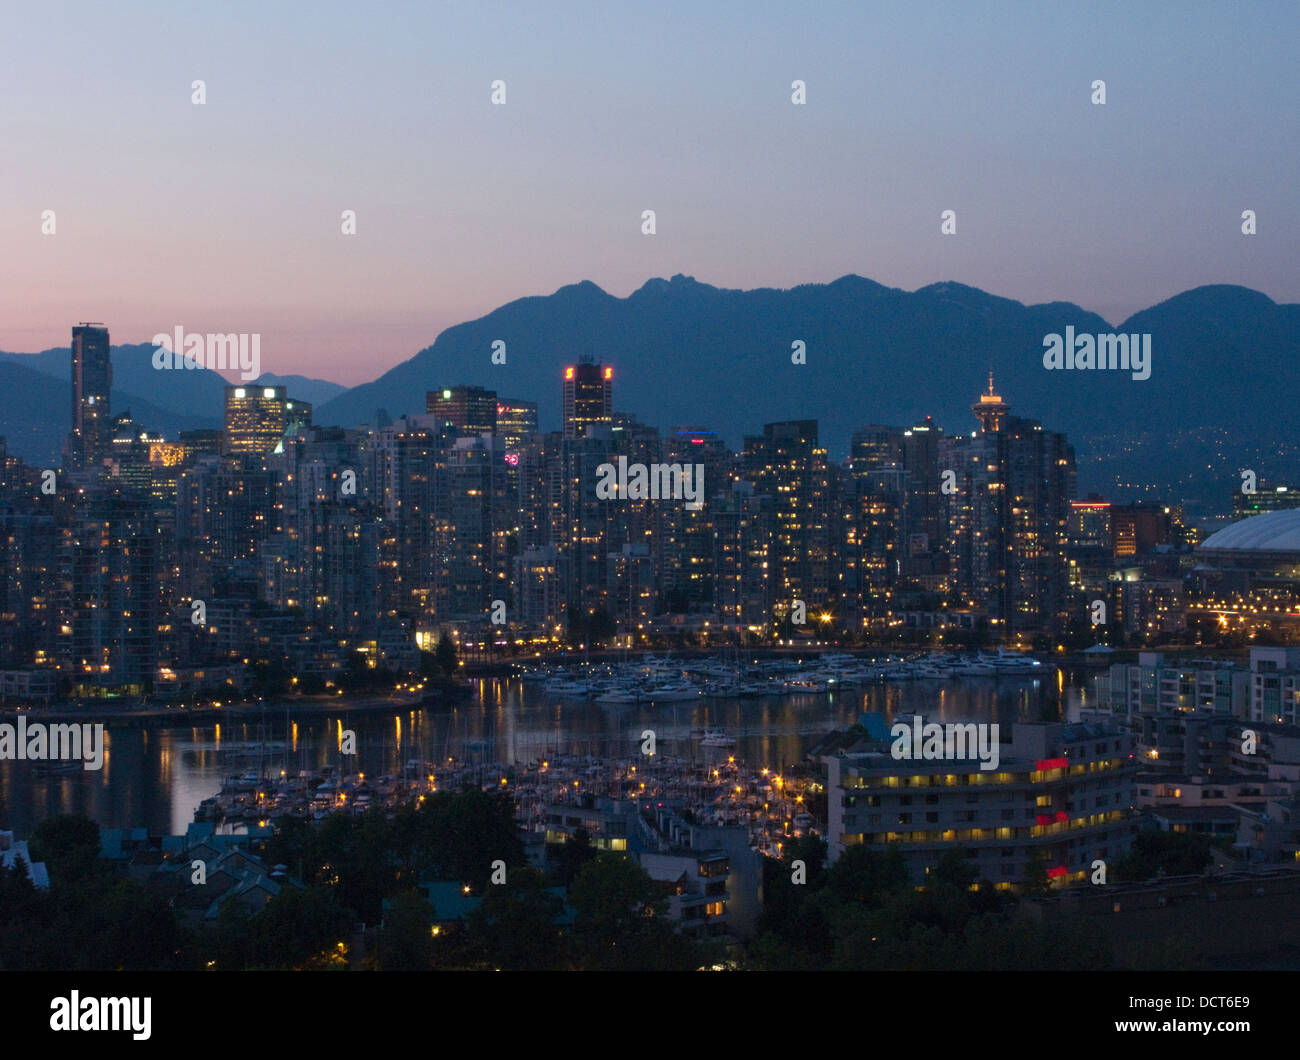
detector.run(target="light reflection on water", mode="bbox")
[0,672,1086,835]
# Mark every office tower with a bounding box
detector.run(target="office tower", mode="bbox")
[427,385,498,435]
[1234,482,1300,518]
[1066,496,1114,601]
[899,416,945,559]
[1110,504,1172,558]
[741,420,831,614]
[67,323,112,470]
[850,424,906,476]
[496,398,539,450]
[939,378,1076,635]
[107,411,164,494]
[562,359,613,438]
[224,385,310,455]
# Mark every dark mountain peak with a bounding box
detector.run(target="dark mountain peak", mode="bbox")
[556,279,609,296]
[915,281,1029,315]
[536,279,616,307]
[817,274,897,297]
[1120,284,1277,327]
[630,273,718,298]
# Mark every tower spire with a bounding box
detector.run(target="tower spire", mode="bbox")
[973,370,1009,432]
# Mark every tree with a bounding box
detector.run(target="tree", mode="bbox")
[1115,830,1216,882]
[568,853,697,970]
[29,814,101,883]
[931,849,978,891]
[248,885,354,970]
[374,890,438,971]
[464,867,567,970]
[549,828,597,888]
[1022,850,1052,896]
[828,843,910,906]
[435,634,458,676]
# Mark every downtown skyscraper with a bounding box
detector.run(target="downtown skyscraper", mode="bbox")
[939,376,1076,635]
[65,324,112,471]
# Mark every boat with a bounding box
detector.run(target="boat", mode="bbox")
[645,682,701,702]
[595,688,641,705]
[543,679,592,696]
[699,729,736,747]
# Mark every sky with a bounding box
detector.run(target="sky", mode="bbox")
[2,0,1295,385]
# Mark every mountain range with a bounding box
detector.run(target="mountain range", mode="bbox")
[2,276,1295,518]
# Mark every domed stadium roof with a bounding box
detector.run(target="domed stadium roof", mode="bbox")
[1200,509,1300,552]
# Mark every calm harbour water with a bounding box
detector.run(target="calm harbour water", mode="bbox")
[0,672,1091,836]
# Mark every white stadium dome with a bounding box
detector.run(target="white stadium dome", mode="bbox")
[1200,509,1300,553]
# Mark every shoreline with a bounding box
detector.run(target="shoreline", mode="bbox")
[0,691,455,728]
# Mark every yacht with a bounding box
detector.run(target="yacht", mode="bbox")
[543,678,592,696]
[595,687,641,705]
[645,682,701,702]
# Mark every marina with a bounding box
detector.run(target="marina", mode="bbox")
[0,651,1083,839]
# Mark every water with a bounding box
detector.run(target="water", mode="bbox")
[0,671,1090,835]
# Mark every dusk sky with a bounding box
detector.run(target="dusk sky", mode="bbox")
[3,1,1295,385]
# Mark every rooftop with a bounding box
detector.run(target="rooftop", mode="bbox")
[1200,509,1300,553]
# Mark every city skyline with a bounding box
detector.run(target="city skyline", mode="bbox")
[3,2,1298,987]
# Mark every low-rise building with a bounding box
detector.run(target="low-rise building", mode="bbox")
[824,720,1138,890]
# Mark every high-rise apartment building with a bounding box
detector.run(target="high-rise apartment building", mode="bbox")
[741,421,831,614]
[67,324,112,470]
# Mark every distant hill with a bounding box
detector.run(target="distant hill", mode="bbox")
[313,276,1298,515]
[248,373,347,408]
[2,279,1293,515]
[0,346,341,465]
[0,361,219,465]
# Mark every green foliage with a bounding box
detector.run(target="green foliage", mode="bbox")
[435,634,458,675]
[464,867,567,970]
[568,853,698,970]
[745,840,1113,971]
[246,885,354,970]
[566,608,616,647]
[29,814,101,882]
[374,890,438,970]
[548,828,597,887]
[1114,829,1217,882]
